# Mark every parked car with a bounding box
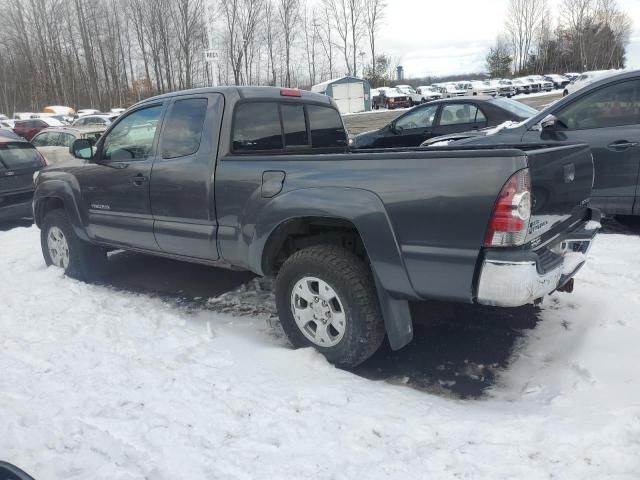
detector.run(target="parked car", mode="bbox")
[32,86,599,367]
[31,126,105,164]
[486,80,513,97]
[1,119,15,129]
[511,78,532,94]
[31,113,71,125]
[563,70,619,96]
[110,108,126,115]
[0,128,21,140]
[528,75,554,92]
[544,74,571,89]
[72,114,118,127]
[377,87,411,109]
[442,83,467,98]
[522,77,542,92]
[449,69,640,217]
[13,112,34,120]
[351,96,538,149]
[395,85,423,106]
[467,81,498,97]
[13,117,65,141]
[1,135,46,222]
[564,72,580,81]
[416,86,443,102]
[76,109,100,117]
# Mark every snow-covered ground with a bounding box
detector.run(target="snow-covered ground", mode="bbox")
[1,226,639,479]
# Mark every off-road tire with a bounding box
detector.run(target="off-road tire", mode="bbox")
[41,209,108,281]
[275,244,386,368]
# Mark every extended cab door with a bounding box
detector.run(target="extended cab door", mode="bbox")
[150,93,223,260]
[75,103,165,250]
[523,78,640,215]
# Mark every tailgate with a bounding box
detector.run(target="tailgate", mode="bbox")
[525,143,593,242]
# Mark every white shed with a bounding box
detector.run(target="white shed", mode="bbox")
[311,76,372,114]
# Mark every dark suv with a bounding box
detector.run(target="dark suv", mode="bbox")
[0,132,46,222]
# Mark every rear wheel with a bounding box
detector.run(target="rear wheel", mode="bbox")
[275,245,385,368]
[41,209,108,281]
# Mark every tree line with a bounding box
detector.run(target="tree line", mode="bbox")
[486,0,632,78]
[0,0,387,114]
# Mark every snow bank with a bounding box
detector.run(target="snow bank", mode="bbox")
[1,226,639,479]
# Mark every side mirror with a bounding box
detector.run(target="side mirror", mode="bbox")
[70,138,94,160]
[540,114,558,131]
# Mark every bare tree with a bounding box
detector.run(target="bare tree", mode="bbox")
[324,0,351,76]
[278,0,300,86]
[364,0,385,81]
[316,3,335,79]
[505,0,547,73]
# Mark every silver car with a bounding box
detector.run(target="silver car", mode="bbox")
[31,126,106,164]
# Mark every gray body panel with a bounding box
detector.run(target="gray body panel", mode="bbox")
[215,150,527,302]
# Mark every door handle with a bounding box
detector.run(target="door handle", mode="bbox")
[607,141,639,151]
[132,173,148,186]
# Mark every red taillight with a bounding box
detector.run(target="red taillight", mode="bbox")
[280,88,301,97]
[484,168,531,247]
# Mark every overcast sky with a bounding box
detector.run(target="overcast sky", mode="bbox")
[378,0,640,77]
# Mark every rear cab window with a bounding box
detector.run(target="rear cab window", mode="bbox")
[232,101,346,154]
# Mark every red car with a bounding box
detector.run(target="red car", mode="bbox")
[13,117,65,141]
[378,88,411,109]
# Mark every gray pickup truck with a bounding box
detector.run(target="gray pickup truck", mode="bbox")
[33,87,600,367]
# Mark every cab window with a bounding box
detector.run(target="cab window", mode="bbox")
[232,102,283,152]
[281,104,308,147]
[307,105,346,149]
[102,105,162,161]
[555,80,640,130]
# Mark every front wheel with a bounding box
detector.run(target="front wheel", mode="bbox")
[41,209,108,281]
[275,245,386,368]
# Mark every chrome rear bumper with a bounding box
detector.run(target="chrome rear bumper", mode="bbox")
[476,214,600,307]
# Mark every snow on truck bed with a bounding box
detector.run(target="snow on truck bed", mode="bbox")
[1,226,639,479]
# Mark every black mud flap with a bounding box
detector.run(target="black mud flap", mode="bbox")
[373,274,413,350]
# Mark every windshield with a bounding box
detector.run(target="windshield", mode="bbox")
[0,142,43,170]
[489,97,538,118]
